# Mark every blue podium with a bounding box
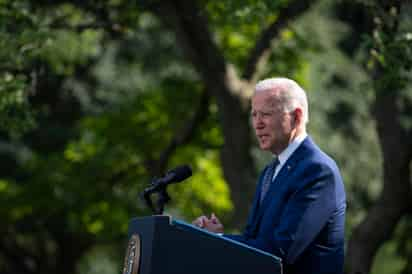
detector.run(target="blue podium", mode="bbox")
[122,216,282,274]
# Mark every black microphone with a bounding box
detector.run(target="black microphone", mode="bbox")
[142,165,192,214]
[144,165,192,194]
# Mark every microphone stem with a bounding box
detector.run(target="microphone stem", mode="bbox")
[156,187,171,215]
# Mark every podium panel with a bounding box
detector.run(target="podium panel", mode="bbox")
[123,216,282,274]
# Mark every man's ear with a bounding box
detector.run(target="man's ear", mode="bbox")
[293,108,303,127]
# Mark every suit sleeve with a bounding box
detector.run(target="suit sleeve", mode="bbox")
[243,163,338,264]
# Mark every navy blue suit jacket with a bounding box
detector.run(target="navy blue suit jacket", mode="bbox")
[225,136,346,274]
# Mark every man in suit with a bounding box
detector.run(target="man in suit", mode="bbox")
[193,77,346,274]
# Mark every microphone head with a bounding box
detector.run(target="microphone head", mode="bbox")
[171,165,192,182]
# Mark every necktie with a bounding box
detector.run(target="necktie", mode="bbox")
[260,157,280,204]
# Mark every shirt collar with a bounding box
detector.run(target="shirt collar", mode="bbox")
[275,132,307,166]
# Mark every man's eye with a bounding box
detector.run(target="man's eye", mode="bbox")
[251,111,273,118]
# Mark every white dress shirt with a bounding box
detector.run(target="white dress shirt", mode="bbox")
[272,132,307,181]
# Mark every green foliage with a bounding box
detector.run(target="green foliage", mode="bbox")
[206,0,311,70]
[65,78,229,223]
[371,240,407,274]
[168,146,232,222]
[205,0,289,25]
[0,1,44,136]
[0,73,35,137]
[41,29,103,75]
[365,3,412,92]
[0,1,48,69]
[1,0,411,273]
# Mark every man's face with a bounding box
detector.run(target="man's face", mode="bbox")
[251,90,294,154]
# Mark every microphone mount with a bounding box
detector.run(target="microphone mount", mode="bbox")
[142,165,192,215]
[143,177,171,215]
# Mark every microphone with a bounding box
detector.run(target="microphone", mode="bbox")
[142,165,192,214]
[144,165,192,194]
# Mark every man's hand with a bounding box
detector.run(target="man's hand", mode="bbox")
[192,213,224,233]
[192,215,209,228]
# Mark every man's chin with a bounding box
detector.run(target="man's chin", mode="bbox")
[259,144,271,151]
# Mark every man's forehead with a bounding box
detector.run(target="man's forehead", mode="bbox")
[251,97,280,111]
[252,91,280,104]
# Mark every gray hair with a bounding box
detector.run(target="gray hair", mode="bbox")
[255,77,309,124]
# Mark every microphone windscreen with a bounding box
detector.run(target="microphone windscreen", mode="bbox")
[172,165,192,182]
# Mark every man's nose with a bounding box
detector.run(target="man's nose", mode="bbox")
[254,118,264,128]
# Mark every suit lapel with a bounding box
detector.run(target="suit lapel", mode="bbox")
[254,137,314,223]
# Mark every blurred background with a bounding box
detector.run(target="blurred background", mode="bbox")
[1,0,411,274]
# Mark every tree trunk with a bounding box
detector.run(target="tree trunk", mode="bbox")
[213,83,257,226]
[346,72,412,273]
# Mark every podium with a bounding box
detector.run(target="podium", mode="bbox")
[122,216,282,274]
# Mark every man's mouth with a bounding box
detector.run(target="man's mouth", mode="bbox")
[258,134,269,141]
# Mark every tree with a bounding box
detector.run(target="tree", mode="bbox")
[2,0,411,273]
[341,1,412,273]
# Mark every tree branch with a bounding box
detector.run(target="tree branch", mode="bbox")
[153,89,210,175]
[107,88,210,185]
[148,0,228,93]
[242,0,314,81]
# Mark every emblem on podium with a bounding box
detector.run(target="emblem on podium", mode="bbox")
[122,234,141,274]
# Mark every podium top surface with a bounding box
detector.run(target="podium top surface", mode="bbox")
[171,218,281,262]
